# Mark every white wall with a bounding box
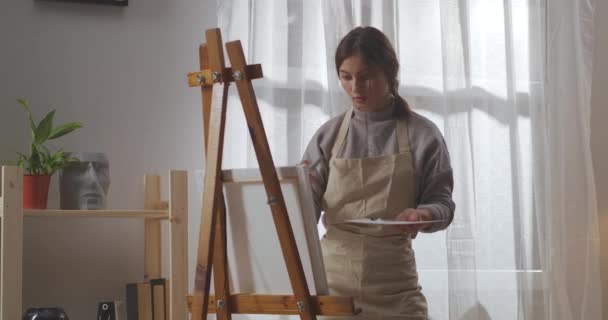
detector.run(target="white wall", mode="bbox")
[592,0,608,318]
[0,0,217,318]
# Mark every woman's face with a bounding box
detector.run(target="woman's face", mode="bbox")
[338,54,391,112]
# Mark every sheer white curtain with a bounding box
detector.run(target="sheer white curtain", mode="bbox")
[216,0,601,319]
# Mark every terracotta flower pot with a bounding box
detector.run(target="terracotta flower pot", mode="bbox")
[23,174,51,209]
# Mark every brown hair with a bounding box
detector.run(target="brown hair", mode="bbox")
[335,26,410,114]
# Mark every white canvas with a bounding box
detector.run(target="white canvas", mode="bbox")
[208,165,327,319]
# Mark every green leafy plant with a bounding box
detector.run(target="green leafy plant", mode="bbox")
[15,99,82,175]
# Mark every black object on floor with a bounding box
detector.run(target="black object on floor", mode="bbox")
[23,307,69,320]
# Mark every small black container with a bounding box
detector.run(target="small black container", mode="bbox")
[23,307,69,320]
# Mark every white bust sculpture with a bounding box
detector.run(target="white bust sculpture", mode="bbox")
[59,152,110,210]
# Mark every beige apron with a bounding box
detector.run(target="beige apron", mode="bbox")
[320,108,428,319]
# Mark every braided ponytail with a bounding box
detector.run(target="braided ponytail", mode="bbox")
[390,83,411,117]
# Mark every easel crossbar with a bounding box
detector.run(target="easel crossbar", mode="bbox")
[186,294,358,316]
[187,64,263,87]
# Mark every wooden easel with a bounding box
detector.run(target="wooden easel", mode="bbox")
[186,28,357,320]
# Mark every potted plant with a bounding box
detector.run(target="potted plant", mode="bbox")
[15,99,82,209]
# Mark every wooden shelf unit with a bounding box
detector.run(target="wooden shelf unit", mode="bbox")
[0,166,189,320]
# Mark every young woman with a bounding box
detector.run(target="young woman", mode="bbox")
[301,26,455,319]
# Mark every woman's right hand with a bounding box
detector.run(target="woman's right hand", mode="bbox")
[395,208,433,239]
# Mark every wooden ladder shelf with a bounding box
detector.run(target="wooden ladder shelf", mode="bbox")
[0,167,189,320]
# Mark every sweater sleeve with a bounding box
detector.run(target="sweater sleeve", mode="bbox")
[408,114,455,233]
[417,168,455,233]
[300,115,343,221]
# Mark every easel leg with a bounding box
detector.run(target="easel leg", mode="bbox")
[200,42,232,320]
[192,86,227,320]
[192,29,231,320]
[213,196,231,320]
[226,40,317,320]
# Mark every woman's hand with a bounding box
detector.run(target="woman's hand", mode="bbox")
[395,208,433,239]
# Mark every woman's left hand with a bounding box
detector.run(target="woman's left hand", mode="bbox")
[395,208,433,239]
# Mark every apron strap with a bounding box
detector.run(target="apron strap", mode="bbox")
[396,116,410,153]
[330,108,353,159]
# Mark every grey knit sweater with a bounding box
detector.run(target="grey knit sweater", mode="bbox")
[301,103,455,232]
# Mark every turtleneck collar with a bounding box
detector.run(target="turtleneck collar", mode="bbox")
[351,99,397,121]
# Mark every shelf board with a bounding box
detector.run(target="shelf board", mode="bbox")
[24,209,170,219]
